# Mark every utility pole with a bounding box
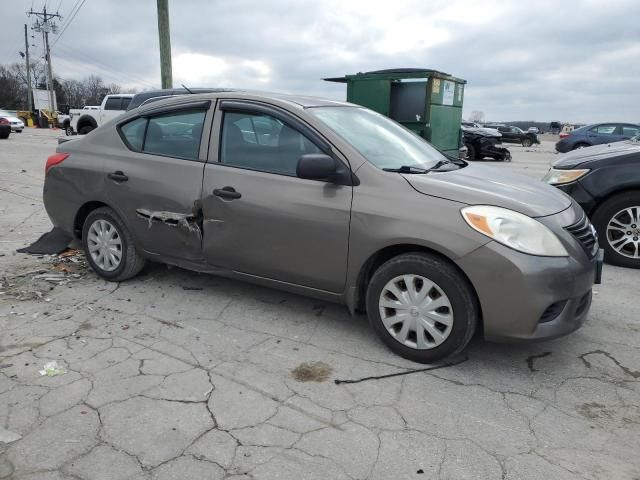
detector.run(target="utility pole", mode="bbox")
[28,6,61,114]
[23,24,33,111]
[156,0,173,89]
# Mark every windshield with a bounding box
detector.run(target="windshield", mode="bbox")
[308,106,447,170]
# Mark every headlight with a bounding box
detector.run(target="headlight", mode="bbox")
[542,168,589,185]
[461,205,568,257]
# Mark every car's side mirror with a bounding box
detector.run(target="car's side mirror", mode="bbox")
[296,154,355,185]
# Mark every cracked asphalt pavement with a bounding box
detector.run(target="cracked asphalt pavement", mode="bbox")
[1,130,639,479]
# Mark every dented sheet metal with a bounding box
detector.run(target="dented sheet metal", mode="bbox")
[136,209,202,237]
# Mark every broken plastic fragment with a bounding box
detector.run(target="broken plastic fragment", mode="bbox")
[39,360,66,377]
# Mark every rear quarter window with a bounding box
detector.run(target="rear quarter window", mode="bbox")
[120,117,147,150]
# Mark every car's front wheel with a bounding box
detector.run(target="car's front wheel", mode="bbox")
[82,207,146,281]
[522,138,532,147]
[592,192,640,268]
[366,253,479,363]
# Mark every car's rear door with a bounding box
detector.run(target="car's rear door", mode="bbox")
[103,100,213,260]
[587,124,618,145]
[200,100,352,293]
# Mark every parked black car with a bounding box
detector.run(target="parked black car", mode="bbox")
[461,126,511,161]
[555,123,640,153]
[484,124,539,147]
[544,137,640,268]
[0,117,11,139]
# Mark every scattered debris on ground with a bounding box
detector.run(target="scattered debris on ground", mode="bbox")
[0,248,88,301]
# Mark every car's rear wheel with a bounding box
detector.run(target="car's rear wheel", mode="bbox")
[366,253,478,363]
[592,192,640,268]
[82,207,146,281]
[521,138,532,147]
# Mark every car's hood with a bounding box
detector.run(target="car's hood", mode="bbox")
[462,127,501,138]
[552,140,640,168]
[402,164,571,217]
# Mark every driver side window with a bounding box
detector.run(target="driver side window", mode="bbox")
[220,111,321,176]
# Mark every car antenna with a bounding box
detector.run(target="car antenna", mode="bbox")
[181,84,194,94]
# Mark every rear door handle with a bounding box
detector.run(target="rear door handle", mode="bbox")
[213,186,241,200]
[108,171,128,183]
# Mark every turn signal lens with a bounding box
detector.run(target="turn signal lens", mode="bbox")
[45,152,70,174]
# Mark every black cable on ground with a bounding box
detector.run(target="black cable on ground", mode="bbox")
[334,354,469,385]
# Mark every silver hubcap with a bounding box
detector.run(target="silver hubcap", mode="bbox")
[606,206,640,258]
[378,275,454,350]
[88,219,123,271]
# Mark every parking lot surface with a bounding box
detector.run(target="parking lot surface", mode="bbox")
[1,130,639,479]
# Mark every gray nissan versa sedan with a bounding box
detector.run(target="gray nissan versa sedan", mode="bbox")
[43,91,603,363]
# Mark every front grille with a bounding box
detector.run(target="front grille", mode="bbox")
[565,214,598,258]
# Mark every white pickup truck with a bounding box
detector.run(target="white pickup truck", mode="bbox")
[69,94,134,135]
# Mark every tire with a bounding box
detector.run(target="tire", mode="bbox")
[65,126,73,136]
[79,125,94,135]
[572,142,589,150]
[0,130,9,140]
[82,207,146,281]
[592,191,640,268]
[366,253,479,363]
[521,138,532,147]
[465,143,477,161]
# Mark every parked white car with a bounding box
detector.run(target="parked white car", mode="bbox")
[0,110,25,132]
[69,94,134,135]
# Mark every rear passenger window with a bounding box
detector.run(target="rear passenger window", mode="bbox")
[220,112,321,175]
[104,97,122,110]
[120,117,146,150]
[592,125,616,135]
[143,110,206,160]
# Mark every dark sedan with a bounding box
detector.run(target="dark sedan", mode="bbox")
[544,137,640,268]
[555,123,640,153]
[484,125,539,147]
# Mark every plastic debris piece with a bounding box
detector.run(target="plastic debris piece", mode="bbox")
[39,361,66,377]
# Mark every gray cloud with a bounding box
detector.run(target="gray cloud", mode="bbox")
[2,0,638,123]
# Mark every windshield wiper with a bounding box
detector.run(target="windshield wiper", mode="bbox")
[382,159,455,174]
[382,165,429,173]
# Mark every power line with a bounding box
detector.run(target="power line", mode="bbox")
[50,0,85,48]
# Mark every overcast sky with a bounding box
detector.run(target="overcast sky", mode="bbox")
[2,0,638,123]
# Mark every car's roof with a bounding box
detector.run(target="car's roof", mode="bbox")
[134,89,352,112]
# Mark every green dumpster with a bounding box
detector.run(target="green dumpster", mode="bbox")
[324,68,466,157]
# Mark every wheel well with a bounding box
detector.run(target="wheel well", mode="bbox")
[589,187,640,217]
[77,115,97,130]
[354,244,483,333]
[74,201,108,238]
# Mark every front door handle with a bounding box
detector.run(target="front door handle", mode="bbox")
[108,171,128,183]
[213,186,241,200]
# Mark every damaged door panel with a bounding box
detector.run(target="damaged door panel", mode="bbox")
[103,105,212,260]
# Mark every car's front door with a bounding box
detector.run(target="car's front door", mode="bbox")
[104,101,212,260]
[619,124,640,141]
[201,101,352,293]
[498,126,515,142]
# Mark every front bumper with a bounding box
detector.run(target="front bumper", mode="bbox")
[11,123,24,131]
[457,239,601,343]
[555,181,596,216]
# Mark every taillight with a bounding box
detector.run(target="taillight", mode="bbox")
[0,118,9,125]
[559,132,570,139]
[45,153,70,174]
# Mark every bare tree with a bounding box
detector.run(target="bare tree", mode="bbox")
[469,111,485,123]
